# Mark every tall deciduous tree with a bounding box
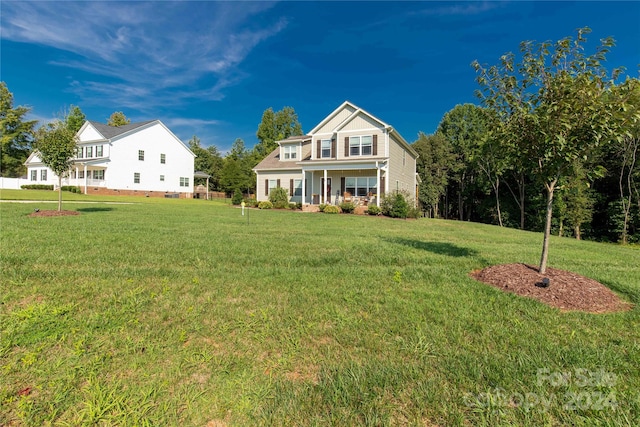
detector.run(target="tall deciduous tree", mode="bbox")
[220,138,254,195]
[189,135,224,191]
[34,120,78,211]
[0,82,37,177]
[255,106,302,157]
[413,132,455,218]
[473,27,630,273]
[107,111,131,126]
[65,105,86,134]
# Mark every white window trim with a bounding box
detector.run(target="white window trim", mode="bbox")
[344,176,377,197]
[283,145,297,160]
[321,139,331,158]
[349,135,373,157]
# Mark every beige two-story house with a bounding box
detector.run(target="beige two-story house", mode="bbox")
[254,101,418,207]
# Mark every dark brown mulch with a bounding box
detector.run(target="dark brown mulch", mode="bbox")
[471,263,633,313]
[28,210,80,217]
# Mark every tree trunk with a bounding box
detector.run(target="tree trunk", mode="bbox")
[519,174,526,230]
[57,176,62,211]
[558,220,563,237]
[574,225,581,240]
[494,177,503,227]
[539,180,557,274]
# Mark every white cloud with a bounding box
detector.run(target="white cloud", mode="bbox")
[1,1,286,106]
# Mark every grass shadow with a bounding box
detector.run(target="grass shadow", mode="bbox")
[76,207,115,213]
[384,237,479,258]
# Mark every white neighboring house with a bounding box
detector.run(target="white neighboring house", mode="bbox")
[25,120,196,197]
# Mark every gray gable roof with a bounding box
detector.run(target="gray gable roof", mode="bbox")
[89,120,156,139]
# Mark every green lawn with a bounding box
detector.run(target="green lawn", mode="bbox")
[1,190,639,426]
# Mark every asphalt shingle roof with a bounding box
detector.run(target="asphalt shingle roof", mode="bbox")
[89,120,156,139]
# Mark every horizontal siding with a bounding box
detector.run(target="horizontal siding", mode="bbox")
[387,133,417,200]
[338,129,386,159]
[314,105,356,135]
[340,112,383,131]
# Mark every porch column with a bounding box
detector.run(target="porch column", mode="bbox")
[75,166,79,188]
[323,169,328,204]
[301,170,306,205]
[376,164,381,207]
[84,164,88,194]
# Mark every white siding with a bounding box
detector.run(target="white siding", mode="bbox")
[79,124,105,142]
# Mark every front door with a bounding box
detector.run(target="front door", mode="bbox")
[321,177,332,203]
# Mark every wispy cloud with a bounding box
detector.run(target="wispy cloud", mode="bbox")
[412,1,503,17]
[1,1,286,108]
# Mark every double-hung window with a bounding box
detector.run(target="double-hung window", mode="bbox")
[41,170,47,181]
[31,170,37,181]
[268,179,278,195]
[134,172,140,184]
[138,150,145,161]
[160,153,166,164]
[93,170,104,180]
[96,145,103,157]
[321,139,331,158]
[293,179,302,196]
[77,147,83,159]
[283,145,296,160]
[349,135,372,156]
[180,177,189,187]
[86,146,93,158]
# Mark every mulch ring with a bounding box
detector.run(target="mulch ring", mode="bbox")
[471,263,633,313]
[28,210,80,217]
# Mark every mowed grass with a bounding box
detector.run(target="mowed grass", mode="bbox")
[1,190,639,426]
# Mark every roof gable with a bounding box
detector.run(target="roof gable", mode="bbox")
[88,120,156,140]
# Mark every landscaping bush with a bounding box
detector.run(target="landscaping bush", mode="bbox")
[244,198,259,208]
[61,186,81,193]
[21,184,54,190]
[231,189,243,205]
[339,201,356,213]
[289,202,299,210]
[323,205,340,214]
[269,187,289,204]
[258,201,273,209]
[381,191,410,219]
[367,205,381,215]
[318,204,327,212]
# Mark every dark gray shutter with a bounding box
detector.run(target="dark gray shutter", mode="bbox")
[341,177,346,195]
[380,177,385,196]
[331,139,336,158]
[373,134,378,156]
[316,140,321,159]
[344,137,349,157]
[290,179,294,195]
[277,179,281,188]
[265,179,268,196]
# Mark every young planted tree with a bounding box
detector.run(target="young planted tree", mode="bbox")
[473,27,630,273]
[34,121,78,211]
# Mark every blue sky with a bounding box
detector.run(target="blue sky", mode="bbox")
[2,1,639,153]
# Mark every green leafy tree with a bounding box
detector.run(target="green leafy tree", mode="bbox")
[220,138,254,195]
[107,111,131,126]
[34,121,78,211]
[189,135,224,191]
[436,104,494,221]
[65,105,86,134]
[255,106,302,157]
[0,82,37,177]
[413,132,454,218]
[473,27,630,273]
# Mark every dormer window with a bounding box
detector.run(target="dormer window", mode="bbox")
[283,145,297,160]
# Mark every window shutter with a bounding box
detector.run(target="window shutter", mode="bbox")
[290,179,294,195]
[277,179,281,188]
[373,135,378,156]
[344,137,349,157]
[332,139,336,158]
[341,177,345,194]
[265,179,268,196]
[380,177,385,196]
[321,178,324,197]
[316,140,321,159]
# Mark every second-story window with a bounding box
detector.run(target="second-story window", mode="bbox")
[86,146,93,158]
[349,135,372,156]
[321,139,331,158]
[283,145,296,160]
[77,147,83,158]
[160,153,166,164]
[96,145,103,157]
[138,150,145,161]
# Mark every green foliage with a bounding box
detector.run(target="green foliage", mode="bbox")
[65,105,86,134]
[258,200,273,209]
[21,184,54,190]
[268,186,289,205]
[381,191,411,219]
[413,132,454,217]
[231,189,243,205]
[61,186,82,193]
[107,111,131,126]
[323,205,340,214]
[1,82,37,177]
[255,106,303,157]
[318,204,327,212]
[220,139,255,195]
[244,197,259,208]
[339,201,355,213]
[366,205,381,215]
[189,135,223,191]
